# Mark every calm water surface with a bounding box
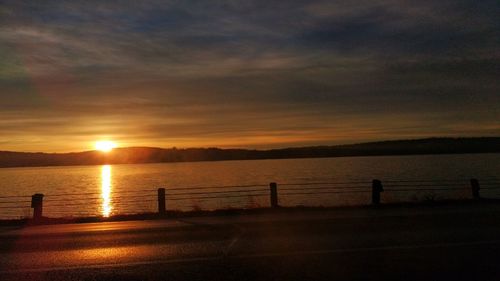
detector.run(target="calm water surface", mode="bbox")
[0,153,499,219]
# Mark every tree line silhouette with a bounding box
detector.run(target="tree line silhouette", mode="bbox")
[0,137,499,168]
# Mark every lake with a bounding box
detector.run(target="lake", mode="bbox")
[0,153,499,219]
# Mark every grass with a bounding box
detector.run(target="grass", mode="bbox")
[1,198,499,227]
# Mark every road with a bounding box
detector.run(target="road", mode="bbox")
[1,204,500,281]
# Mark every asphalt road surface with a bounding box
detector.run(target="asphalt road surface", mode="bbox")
[1,204,500,281]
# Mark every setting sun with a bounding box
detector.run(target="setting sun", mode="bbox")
[95,141,117,152]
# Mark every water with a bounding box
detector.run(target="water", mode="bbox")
[0,153,499,219]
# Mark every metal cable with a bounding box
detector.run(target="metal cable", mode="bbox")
[383,179,469,183]
[282,190,371,195]
[0,195,31,199]
[167,188,268,196]
[162,183,268,191]
[45,189,156,197]
[0,200,32,204]
[384,183,468,187]
[279,181,370,186]
[0,206,30,209]
[167,193,269,201]
[385,187,466,192]
[280,186,368,191]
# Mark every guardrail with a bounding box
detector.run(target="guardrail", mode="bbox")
[1,178,499,220]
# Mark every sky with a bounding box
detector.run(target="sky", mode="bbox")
[0,0,498,152]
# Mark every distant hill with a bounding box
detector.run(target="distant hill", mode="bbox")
[0,137,499,168]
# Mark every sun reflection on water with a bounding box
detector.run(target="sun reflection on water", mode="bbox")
[101,165,112,217]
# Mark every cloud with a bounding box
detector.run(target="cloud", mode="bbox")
[0,0,498,151]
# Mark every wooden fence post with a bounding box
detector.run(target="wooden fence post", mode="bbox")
[372,180,384,205]
[470,178,480,200]
[158,188,166,214]
[270,182,279,208]
[31,193,44,220]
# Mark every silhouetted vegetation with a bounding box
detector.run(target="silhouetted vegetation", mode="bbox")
[0,137,499,168]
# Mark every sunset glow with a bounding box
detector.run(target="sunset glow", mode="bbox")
[95,141,117,152]
[0,1,497,153]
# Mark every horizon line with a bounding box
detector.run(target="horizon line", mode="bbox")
[2,136,499,155]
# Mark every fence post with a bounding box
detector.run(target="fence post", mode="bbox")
[270,182,279,208]
[158,188,166,214]
[372,180,384,205]
[470,178,480,200]
[31,193,44,220]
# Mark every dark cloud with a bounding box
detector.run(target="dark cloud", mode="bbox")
[0,0,498,152]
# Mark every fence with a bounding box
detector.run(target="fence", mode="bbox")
[1,178,500,220]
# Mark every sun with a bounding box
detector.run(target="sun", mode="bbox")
[95,141,117,152]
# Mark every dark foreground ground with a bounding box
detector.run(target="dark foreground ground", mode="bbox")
[1,203,500,281]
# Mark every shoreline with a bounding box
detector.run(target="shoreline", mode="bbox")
[2,151,500,170]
